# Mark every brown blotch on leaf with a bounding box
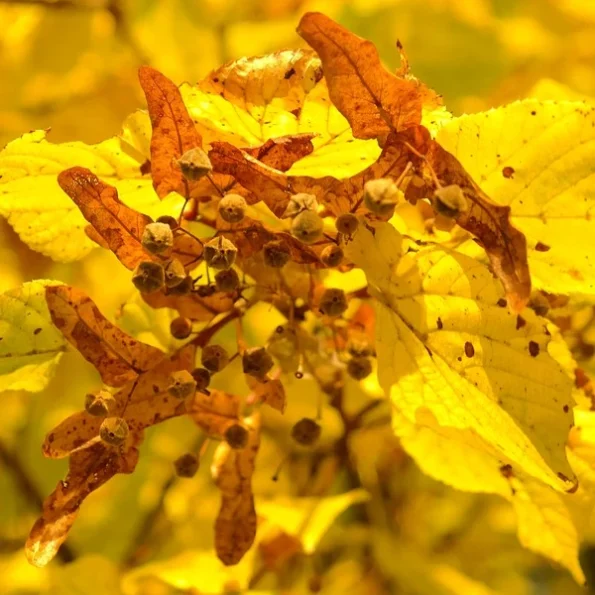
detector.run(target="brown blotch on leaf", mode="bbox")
[499,464,514,478]
[497,298,507,308]
[564,405,570,413]
[436,317,443,330]
[502,166,515,179]
[464,341,475,358]
[535,242,550,252]
[516,315,526,330]
[528,341,540,357]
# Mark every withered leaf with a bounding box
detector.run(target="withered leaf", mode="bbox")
[58,167,153,270]
[209,142,294,217]
[244,134,315,172]
[138,66,203,199]
[414,139,531,311]
[44,345,196,459]
[188,388,241,438]
[246,375,286,413]
[297,12,438,139]
[26,439,140,567]
[46,285,164,387]
[200,49,323,118]
[211,414,260,565]
[142,288,234,321]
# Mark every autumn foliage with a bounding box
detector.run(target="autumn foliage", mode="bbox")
[2,9,595,591]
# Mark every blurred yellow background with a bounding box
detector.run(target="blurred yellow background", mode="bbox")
[2,1,595,593]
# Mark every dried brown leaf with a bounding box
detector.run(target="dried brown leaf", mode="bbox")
[211,414,260,565]
[46,285,164,387]
[188,388,241,438]
[58,167,153,270]
[142,288,234,321]
[138,66,203,199]
[297,12,439,139]
[26,439,140,567]
[247,375,286,413]
[244,134,315,172]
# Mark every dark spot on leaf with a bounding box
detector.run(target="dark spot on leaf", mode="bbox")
[531,110,536,115]
[284,67,296,79]
[516,315,526,330]
[502,166,515,179]
[500,464,513,478]
[564,405,569,413]
[140,160,151,175]
[528,341,540,357]
[33,328,42,335]
[436,317,443,330]
[535,242,550,252]
[464,342,475,358]
[497,298,507,308]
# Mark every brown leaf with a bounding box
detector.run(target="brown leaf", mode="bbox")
[199,49,323,126]
[297,12,438,139]
[26,439,140,567]
[247,375,286,413]
[418,139,531,311]
[46,285,164,387]
[244,134,315,172]
[212,414,260,565]
[188,388,241,438]
[58,167,153,270]
[142,288,234,321]
[138,65,203,199]
[209,142,293,217]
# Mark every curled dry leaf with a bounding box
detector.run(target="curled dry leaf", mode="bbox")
[188,388,241,438]
[142,288,234,321]
[297,12,439,139]
[412,139,531,311]
[211,414,261,565]
[57,167,154,270]
[26,439,140,567]
[246,374,286,413]
[46,285,164,387]
[243,134,315,172]
[138,66,204,199]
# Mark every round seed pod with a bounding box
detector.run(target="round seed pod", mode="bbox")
[167,370,196,399]
[170,316,193,339]
[282,193,318,219]
[84,390,115,417]
[168,275,193,296]
[529,292,550,317]
[204,236,237,270]
[291,418,321,446]
[201,344,230,372]
[335,213,359,236]
[177,147,213,181]
[363,178,403,217]
[319,288,348,317]
[156,215,178,230]
[347,356,372,380]
[291,210,324,244]
[433,185,468,218]
[218,194,247,224]
[191,367,211,392]
[224,423,249,449]
[263,240,291,268]
[99,417,129,446]
[320,244,344,268]
[215,268,240,292]
[132,261,165,294]
[242,346,274,379]
[164,259,186,288]
[174,453,199,478]
[142,222,174,255]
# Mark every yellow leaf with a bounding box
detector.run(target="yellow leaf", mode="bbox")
[258,489,370,554]
[0,130,181,261]
[436,99,595,298]
[510,475,585,584]
[346,222,576,491]
[0,280,66,393]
